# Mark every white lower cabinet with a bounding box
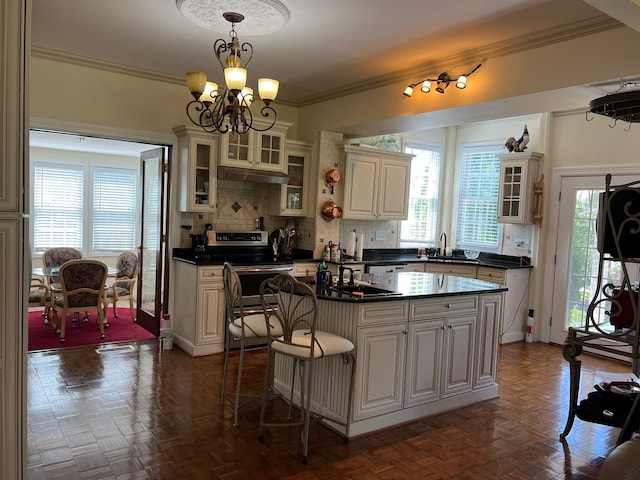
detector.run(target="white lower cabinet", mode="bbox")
[477,266,530,344]
[354,323,407,420]
[475,294,501,388]
[354,293,500,422]
[173,262,225,356]
[404,319,443,407]
[441,315,475,397]
[424,263,477,277]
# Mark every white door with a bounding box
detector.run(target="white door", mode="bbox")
[549,174,640,345]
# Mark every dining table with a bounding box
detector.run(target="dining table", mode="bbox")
[33,266,118,278]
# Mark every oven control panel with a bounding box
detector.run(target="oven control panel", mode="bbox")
[207,230,267,246]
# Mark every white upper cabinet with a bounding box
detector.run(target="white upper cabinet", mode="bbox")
[173,125,219,212]
[269,140,312,217]
[219,119,291,174]
[343,145,413,220]
[497,152,543,224]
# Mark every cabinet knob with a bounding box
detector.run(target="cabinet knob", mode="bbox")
[445,303,451,308]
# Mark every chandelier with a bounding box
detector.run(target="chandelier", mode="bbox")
[185,12,279,135]
[403,64,482,97]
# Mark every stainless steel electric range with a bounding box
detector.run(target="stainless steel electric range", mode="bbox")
[205,230,294,350]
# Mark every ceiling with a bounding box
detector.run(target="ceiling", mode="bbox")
[29,0,640,151]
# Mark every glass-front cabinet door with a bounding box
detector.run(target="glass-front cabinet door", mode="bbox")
[173,125,218,212]
[497,152,542,224]
[218,120,290,174]
[269,140,312,216]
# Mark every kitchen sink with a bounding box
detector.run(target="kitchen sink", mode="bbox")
[330,284,402,297]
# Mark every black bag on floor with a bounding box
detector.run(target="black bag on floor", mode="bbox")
[576,390,636,427]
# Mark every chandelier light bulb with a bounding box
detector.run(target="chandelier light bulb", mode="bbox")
[186,71,207,99]
[403,85,414,97]
[199,81,219,104]
[258,78,279,104]
[456,75,467,89]
[420,81,431,93]
[224,67,247,92]
[239,87,254,107]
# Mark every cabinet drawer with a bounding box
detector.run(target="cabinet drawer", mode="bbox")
[410,296,478,320]
[424,263,477,277]
[294,262,318,278]
[476,267,506,285]
[197,266,223,283]
[358,301,409,326]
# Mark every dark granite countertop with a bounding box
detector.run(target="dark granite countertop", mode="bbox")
[310,272,507,303]
[172,247,531,270]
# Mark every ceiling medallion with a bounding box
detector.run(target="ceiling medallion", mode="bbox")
[176,0,289,35]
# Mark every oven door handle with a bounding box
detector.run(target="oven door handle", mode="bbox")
[234,266,294,274]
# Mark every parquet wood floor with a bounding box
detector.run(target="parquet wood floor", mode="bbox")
[27,340,632,479]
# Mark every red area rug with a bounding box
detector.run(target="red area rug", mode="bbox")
[28,308,156,352]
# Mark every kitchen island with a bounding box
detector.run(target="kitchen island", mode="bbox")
[273,271,507,437]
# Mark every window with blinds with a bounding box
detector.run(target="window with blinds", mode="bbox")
[400,141,442,248]
[455,144,502,252]
[33,163,84,251]
[32,161,139,255]
[92,167,137,251]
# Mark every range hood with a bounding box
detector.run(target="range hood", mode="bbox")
[217,166,289,184]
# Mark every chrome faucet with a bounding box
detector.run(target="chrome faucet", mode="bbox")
[439,232,447,256]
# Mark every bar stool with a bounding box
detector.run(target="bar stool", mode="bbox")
[257,273,356,464]
[221,262,282,426]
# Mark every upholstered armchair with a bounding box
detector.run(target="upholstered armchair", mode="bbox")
[104,251,138,321]
[28,277,51,323]
[41,247,82,284]
[50,259,108,343]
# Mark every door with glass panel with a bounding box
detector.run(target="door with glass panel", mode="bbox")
[136,148,169,336]
[550,174,640,345]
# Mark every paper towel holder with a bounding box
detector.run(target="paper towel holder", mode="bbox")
[325,169,340,194]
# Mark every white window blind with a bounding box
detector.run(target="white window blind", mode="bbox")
[400,142,441,247]
[33,163,84,251]
[455,144,502,252]
[92,167,137,251]
[32,161,139,255]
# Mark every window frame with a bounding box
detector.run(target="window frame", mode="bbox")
[399,139,443,248]
[453,142,504,253]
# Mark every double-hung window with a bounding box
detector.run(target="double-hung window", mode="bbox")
[32,160,139,255]
[454,143,503,252]
[400,141,442,248]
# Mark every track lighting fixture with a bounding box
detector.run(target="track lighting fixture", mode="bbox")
[403,64,482,98]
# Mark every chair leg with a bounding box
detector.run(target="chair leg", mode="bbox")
[221,328,231,407]
[129,297,135,321]
[59,310,66,342]
[288,358,298,421]
[258,348,275,443]
[97,309,105,339]
[300,359,313,464]
[113,300,118,319]
[232,334,246,427]
[344,352,356,443]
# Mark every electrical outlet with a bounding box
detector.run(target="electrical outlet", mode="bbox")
[515,239,529,249]
[375,230,386,241]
